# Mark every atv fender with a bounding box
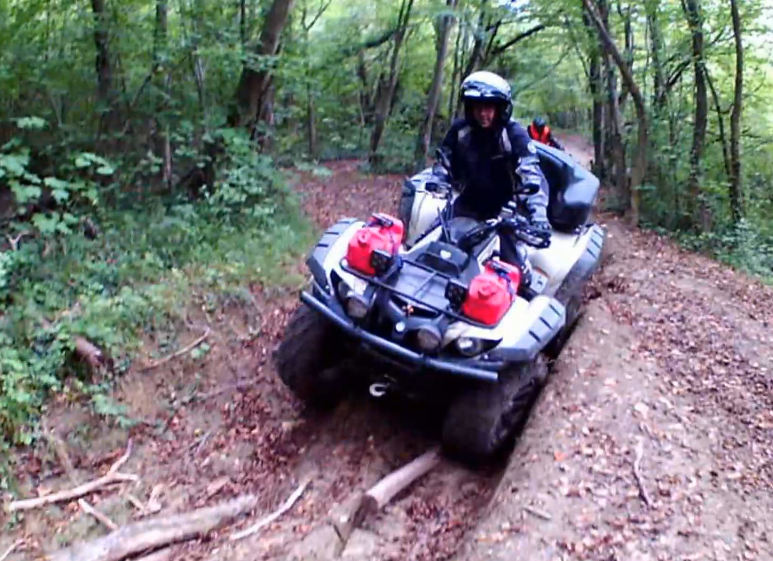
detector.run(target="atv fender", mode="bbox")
[306,217,363,292]
[486,296,566,363]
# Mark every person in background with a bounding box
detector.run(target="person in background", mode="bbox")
[527,116,564,150]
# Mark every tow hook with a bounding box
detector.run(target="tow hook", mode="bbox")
[369,382,391,398]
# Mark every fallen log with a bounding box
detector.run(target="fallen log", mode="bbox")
[48,495,258,561]
[133,548,173,561]
[38,317,105,370]
[331,447,440,549]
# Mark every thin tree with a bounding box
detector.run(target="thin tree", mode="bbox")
[415,0,458,166]
[583,0,648,226]
[728,0,743,222]
[683,0,710,230]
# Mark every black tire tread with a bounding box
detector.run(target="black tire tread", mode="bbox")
[442,359,547,463]
[275,305,347,408]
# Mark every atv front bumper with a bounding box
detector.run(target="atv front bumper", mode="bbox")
[300,290,503,383]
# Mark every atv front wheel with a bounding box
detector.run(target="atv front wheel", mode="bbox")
[441,358,547,463]
[275,304,349,409]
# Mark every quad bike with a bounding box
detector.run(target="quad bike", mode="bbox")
[275,142,605,462]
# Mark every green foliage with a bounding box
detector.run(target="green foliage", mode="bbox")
[0,122,313,464]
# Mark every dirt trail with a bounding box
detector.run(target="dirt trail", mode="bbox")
[457,140,773,560]
[4,138,772,561]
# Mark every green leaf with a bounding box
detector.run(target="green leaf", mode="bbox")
[44,176,70,190]
[51,189,70,203]
[13,116,47,130]
[0,153,30,176]
[96,165,114,175]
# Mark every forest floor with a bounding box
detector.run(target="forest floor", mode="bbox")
[3,136,773,561]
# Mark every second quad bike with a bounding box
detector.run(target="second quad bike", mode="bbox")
[274,141,606,462]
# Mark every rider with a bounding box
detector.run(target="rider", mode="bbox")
[434,71,551,270]
[527,116,564,150]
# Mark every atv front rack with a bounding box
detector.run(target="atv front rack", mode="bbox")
[301,287,502,383]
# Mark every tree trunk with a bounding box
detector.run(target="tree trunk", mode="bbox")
[582,8,605,179]
[683,0,709,231]
[705,69,731,181]
[415,0,457,166]
[153,0,170,186]
[447,19,464,120]
[597,0,626,205]
[240,0,247,46]
[729,0,743,223]
[230,0,294,132]
[616,3,634,113]
[91,0,117,134]
[583,0,648,227]
[647,1,666,111]
[369,0,414,163]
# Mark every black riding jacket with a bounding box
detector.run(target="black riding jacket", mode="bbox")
[438,118,549,221]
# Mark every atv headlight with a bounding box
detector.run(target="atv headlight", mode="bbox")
[455,337,500,357]
[456,337,483,357]
[416,325,442,353]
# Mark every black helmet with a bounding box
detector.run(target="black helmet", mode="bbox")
[533,116,546,128]
[460,71,513,125]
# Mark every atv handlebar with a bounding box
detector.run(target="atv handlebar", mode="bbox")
[457,213,551,252]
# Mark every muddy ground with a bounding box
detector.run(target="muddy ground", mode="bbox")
[2,137,772,561]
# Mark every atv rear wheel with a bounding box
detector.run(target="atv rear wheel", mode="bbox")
[441,358,548,464]
[275,304,349,409]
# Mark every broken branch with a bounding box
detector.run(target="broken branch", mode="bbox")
[38,317,105,369]
[79,498,119,531]
[141,329,211,372]
[632,438,653,508]
[48,495,259,561]
[523,504,552,521]
[7,440,137,513]
[41,423,119,532]
[0,540,24,561]
[332,447,440,548]
[229,477,311,541]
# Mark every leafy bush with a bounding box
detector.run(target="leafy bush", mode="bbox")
[0,126,314,462]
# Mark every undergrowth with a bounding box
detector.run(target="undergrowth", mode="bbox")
[0,122,315,483]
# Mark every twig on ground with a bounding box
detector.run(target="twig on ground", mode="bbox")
[7,440,137,513]
[229,478,311,541]
[523,505,552,521]
[633,438,653,508]
[195,380,259,401]
[41,423,121,530]
[124,493,146,512]
[79,498,119,531]
[141,329,211,372]
[49,495,258,561]
[0,540,24,561]
[193,431,212,457]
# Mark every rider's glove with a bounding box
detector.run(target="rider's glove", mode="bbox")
[529,212,552,234]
